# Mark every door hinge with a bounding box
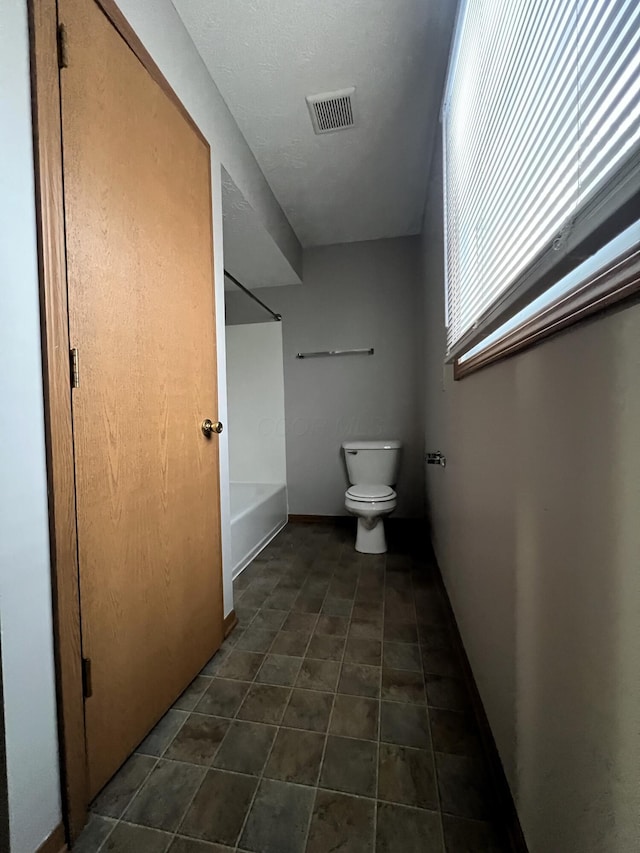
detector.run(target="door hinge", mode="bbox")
[57,23,69,69]
[81,657,92,699]
[70,347,79,388]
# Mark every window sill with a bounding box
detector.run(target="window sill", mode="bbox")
[454,243,640,380]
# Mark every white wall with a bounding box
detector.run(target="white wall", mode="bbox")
[226,238,425,517]
[421,145,640,852]
[226,323,287,485]
[222,168,302,290]
[0,647,9,850]
[0,3,62,851]
[122,0,302,280]
[1,0,300,847]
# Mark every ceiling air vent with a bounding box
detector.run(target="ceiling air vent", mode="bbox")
[306,88,356,135]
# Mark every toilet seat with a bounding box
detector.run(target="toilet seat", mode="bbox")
[344,486,397,554]
[346,484,396,502]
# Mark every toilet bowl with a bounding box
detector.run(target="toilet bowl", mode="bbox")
[342,440,402,554]
[345,484,397,554]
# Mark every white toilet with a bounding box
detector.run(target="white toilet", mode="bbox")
[342,440,402,554]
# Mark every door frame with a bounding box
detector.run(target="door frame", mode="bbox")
[28,0,214,842]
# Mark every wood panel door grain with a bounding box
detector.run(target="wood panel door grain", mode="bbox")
[58,0,223,797]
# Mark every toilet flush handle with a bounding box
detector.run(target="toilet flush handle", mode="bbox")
[346,450,358,455]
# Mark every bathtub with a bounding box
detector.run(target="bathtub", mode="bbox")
[230,482,288,578]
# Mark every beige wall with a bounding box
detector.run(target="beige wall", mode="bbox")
[421,146,640,852]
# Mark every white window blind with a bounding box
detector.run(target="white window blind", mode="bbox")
[443,0,640,356]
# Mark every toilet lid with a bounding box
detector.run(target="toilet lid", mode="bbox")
[346,484,396,501]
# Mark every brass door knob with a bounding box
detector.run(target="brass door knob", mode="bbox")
[201,419,223,436]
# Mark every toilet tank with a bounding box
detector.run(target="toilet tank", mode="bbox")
[342,440,402,485]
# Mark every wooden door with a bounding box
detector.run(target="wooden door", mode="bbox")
[59,0,223,797]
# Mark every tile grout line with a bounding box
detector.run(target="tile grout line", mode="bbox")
[162,660,256,850]
[173,550,306,850]
[116,787,447,825]
[89,534,292,850]
[140,697,209,853]
[169,736,219,847]
[413,554,447,852]
[231,540,335,852]
[299,537,351,853]
[91,751,162,852]
[90,816,117,853]
[211,556,290,852]
[232,617,313,846]
[141,724,440,755]
[94,644,232,851]
[373,548,390,853]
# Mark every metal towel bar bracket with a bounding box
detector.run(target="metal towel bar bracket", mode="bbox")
[296,347,374,359]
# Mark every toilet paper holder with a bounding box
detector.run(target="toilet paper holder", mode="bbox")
[426,451,446,467]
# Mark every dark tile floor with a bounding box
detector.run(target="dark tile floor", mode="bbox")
[74,522,509,853]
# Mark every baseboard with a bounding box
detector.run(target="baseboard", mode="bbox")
[36,822,68,853]
[223,610,238,638]
[288,514,350,524]
[432,558,529,852]
[287,514,420,527]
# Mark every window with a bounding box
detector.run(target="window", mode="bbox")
[443,0,640,370]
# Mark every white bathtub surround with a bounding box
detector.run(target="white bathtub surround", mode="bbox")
[230,483,287,578]
[226,323,287,484]
[226,323,288,577]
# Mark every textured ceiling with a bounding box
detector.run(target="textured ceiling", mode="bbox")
[173,0,457,247]
[222,169,301,290]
